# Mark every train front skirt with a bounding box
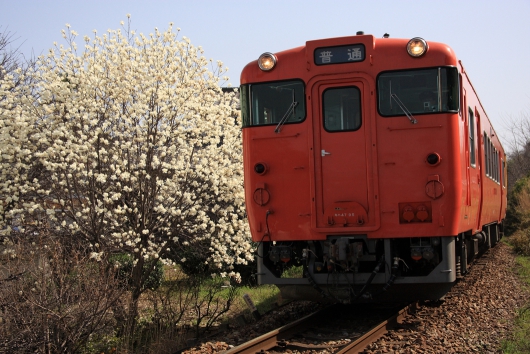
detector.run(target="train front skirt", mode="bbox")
[257,237,457,303]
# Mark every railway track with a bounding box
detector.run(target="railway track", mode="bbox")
[224,302,418,354]
[222,251,494,354]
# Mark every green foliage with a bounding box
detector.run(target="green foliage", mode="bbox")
[502,307,530,354]
[506,175,530,256]
[244,285,281,313]
[169,239,259,287]
[110,253,164,291]
[518,255,530,285]
[502,170,530,352]
[501,255,530,353]
[233,260,258,287]
[510,229,530,256]
[82,334,120,354]
[281,265,304,278]
[506,175,530,235]
[171,245,210,276]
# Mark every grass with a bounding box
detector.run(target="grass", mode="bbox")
[236,284,282,316]
[160,264,283,322]
[501,251,530,353]
[281,265,304,278]
[88,268,284,353]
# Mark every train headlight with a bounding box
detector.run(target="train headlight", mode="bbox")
[258,52,277,71]
[407,37,428,57]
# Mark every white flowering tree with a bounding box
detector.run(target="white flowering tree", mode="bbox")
[0,19,252,324]
[0,26,22,81]
[0,27,35,96]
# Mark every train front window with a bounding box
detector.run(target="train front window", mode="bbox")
[377,67,459,117]
[240,80,306,127]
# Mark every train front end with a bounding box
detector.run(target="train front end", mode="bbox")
[240,34,468,302]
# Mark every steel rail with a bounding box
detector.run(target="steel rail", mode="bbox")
[223,303,417,354]
[338,303,417,353]
[223,308,326,354]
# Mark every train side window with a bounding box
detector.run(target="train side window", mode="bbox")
[484,132,490,177]
[490,140,495,181]
[322,86,361,132]
[240,84,250,127]
[500,157,503,185]
[494,150,497,182]
[495,150,499,183]
[442,67,460,112]
[491,142,496,181]
[484,133,501,184]
[498,152,501,182]
[502,159,506,188]
[459,74,463,117]
[469,107,476,167]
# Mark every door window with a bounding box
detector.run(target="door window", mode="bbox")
[322,86,362,132]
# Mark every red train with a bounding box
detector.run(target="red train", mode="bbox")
[240,33,506,302]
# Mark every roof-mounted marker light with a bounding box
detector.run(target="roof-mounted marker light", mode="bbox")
[407,37,428,57]
[258,52,277,71]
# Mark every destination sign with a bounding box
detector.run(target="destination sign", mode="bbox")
[314,44,366,65]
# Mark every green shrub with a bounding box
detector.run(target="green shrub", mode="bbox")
[506,176,530,235]
[501,254,530,353]
[233,258,258,287]
[510,229,530,256]
[171,246,210,275]
[168,242,259,286]
[110,253,164,291]
[506,175,530,256]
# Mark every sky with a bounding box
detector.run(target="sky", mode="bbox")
[1,0,529,146]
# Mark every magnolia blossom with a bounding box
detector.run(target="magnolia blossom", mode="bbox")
[0,22,251,280]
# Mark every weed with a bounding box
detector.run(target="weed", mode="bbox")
[501,253,530,353]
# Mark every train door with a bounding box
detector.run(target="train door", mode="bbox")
[462,88,471,208]
[500,157,506,218]
[474,108,484,231]
[311,78,376,229]
[467,106,481,232]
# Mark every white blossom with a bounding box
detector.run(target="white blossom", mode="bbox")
[0,21,251,280]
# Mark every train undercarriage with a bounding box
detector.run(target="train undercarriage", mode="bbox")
[257,223,503,303]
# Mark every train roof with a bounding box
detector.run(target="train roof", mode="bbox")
[241,33,458,83]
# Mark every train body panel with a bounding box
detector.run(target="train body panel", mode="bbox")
[240,33,506,302]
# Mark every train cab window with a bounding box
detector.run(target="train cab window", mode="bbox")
[322,86,361,132]
[240,80,306,127]
[377,67,459,117]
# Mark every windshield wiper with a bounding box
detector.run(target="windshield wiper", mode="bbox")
[390,93,417,124]
[274,88,298,133]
